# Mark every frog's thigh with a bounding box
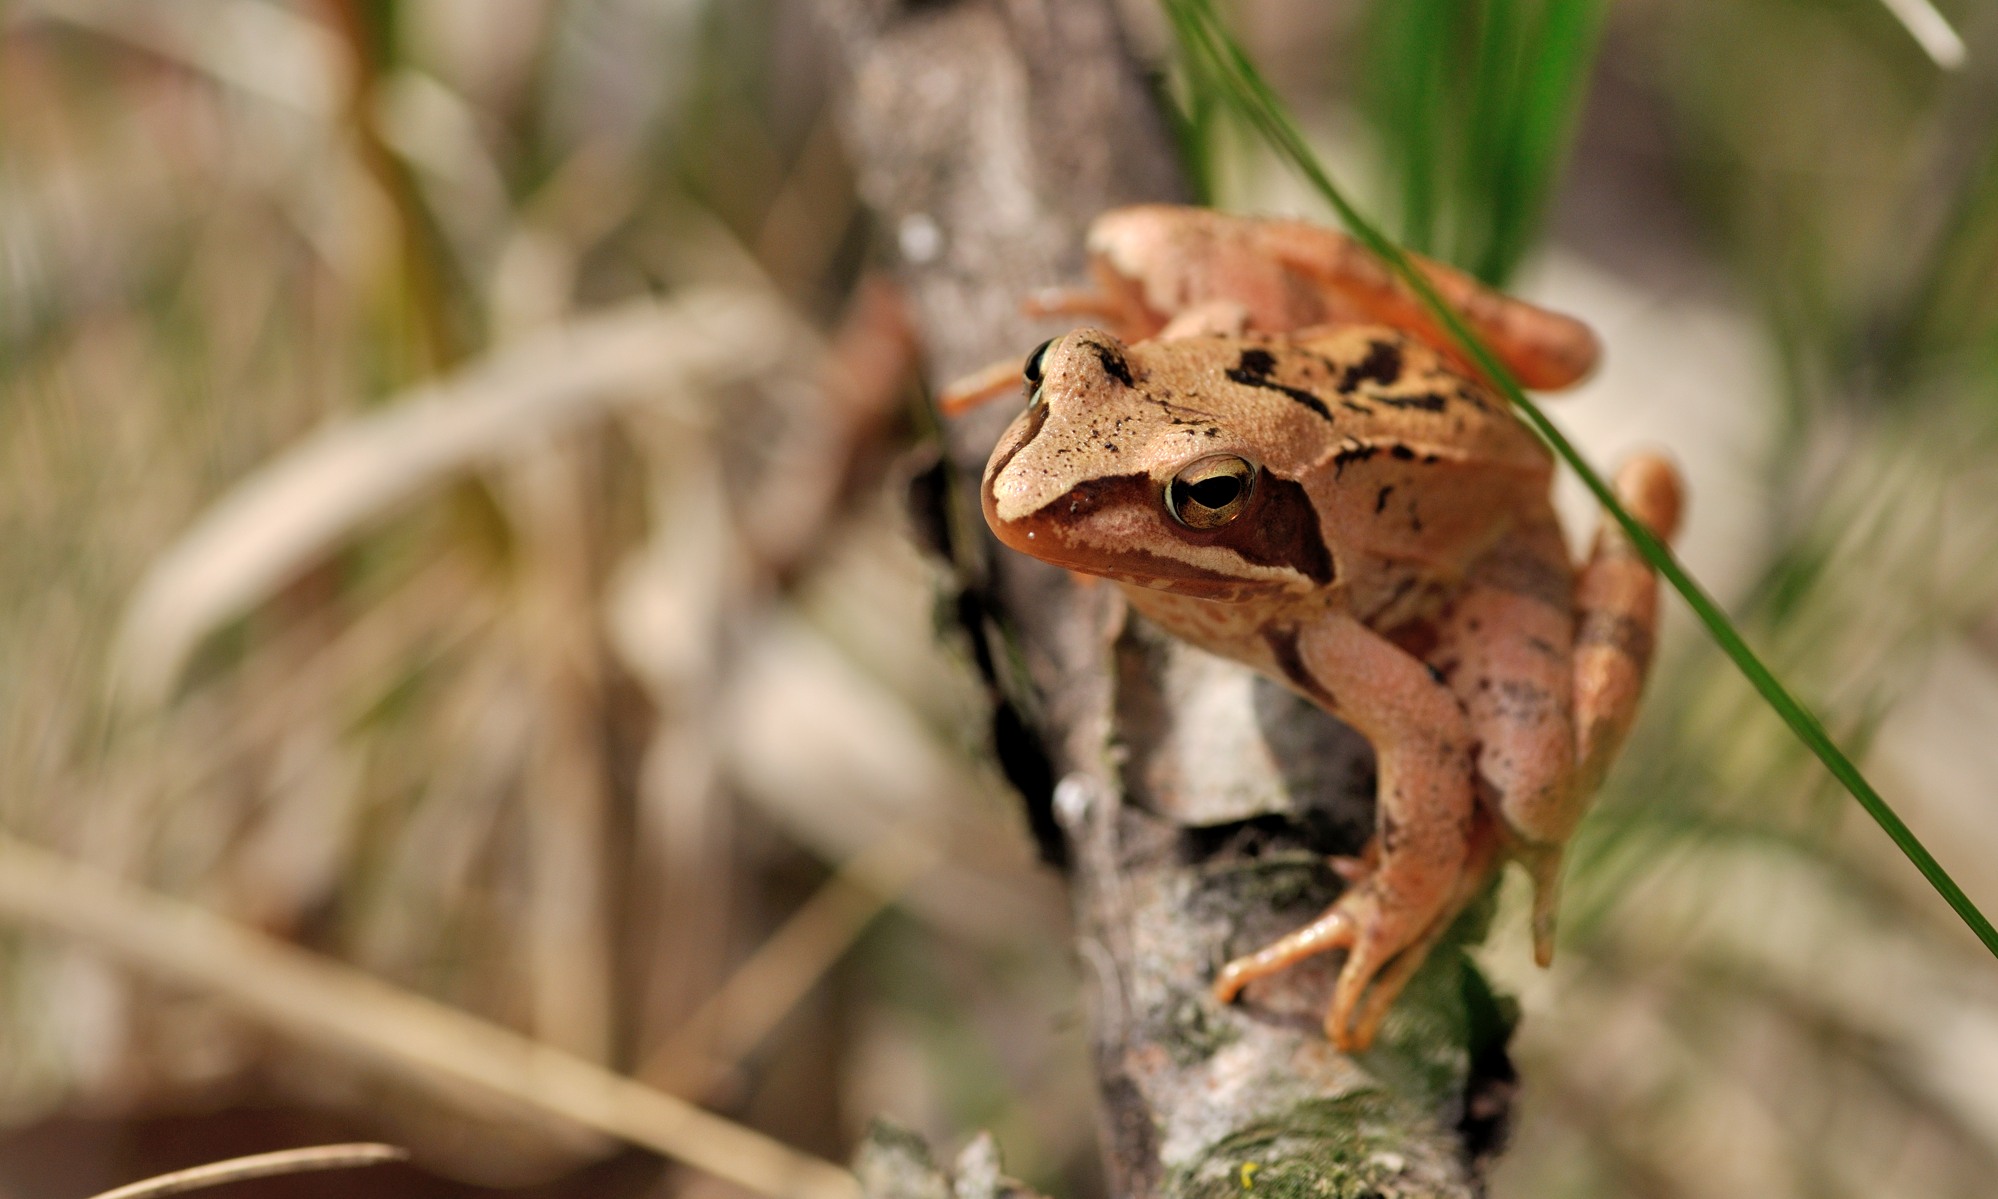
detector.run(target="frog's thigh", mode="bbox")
[1255,222,1601,390]
[1431,518,1579,848]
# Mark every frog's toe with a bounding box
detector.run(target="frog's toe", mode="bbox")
[1212,906,1356,1006]
[1521,842,1565,968]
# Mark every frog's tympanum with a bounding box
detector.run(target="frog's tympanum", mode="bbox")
[974,206,1683,1051]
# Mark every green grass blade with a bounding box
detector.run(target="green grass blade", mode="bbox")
[1360,0,1454,256]
[1357,0,1605,284]
[1477,0,1606,283]
[1159,0,1998,960]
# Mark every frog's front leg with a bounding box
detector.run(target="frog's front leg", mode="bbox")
[1212,614,1474,1051]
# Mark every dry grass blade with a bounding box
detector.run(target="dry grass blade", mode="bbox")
[641,834,937,1095]
[112,290,818,705]
[86,1144,409,1199]
[0,834,860,1199]
[1878,0,1966,69]
[10,0,340,115]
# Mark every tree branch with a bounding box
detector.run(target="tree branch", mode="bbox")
[816,3,1512,1195]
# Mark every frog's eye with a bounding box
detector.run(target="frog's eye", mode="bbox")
[1023,337,1057,387]
[1166,455,1257,529]
[1022,338,1059,408]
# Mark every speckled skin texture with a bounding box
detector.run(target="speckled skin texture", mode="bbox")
[978,209,1683,1050]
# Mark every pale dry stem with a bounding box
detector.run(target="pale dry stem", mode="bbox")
[0,835,860,1199]
[85,1144,409,1199]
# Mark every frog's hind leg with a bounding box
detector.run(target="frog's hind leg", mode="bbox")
[1574,455,1683,792]
[1502,453,1678,959]
[1525,454,1686,957]
[1425,513,1582,966]
[1254,220,1601,391]
[1212,614,1475,1051]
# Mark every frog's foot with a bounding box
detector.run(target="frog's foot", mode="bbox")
[1212,883,1439,1052]
[1022,270,1158,342]
[1209,862,1369,997]
[1344,812,1509,1045]
[938,358,1025,416]
[1022,284,1123,323]
[1212,905,1356,1008]
[1156,299,1251,340]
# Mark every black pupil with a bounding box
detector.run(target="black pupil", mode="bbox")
[1185,474,1242,509]
[1024,338,1055,385]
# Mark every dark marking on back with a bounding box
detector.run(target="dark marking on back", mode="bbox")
[1234,347,1279,378]
[1390,444,1416,460]
[1375,485,1394,514]
[1227,347,1333,421]
[1090,343,1135,387]
[1263,626,1336,709]
[1375,392,1449,413]
[1331,443,1377,478]
[1339,339,1404,391]
[1455,384,1497,413]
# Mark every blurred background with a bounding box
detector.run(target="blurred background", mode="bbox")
[3,1,1998,1196]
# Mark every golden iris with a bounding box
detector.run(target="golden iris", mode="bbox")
[1166,455,1256,529]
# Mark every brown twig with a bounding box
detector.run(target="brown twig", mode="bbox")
[816,2,1503,1195]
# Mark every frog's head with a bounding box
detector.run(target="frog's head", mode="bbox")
[979,330,1335,601]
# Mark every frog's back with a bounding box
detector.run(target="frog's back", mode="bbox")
[1184,326,1552,570]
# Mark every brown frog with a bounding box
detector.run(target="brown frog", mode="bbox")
[972,207,1682,1050]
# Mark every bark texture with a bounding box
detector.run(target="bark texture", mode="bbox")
[817,3,1514,1196]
